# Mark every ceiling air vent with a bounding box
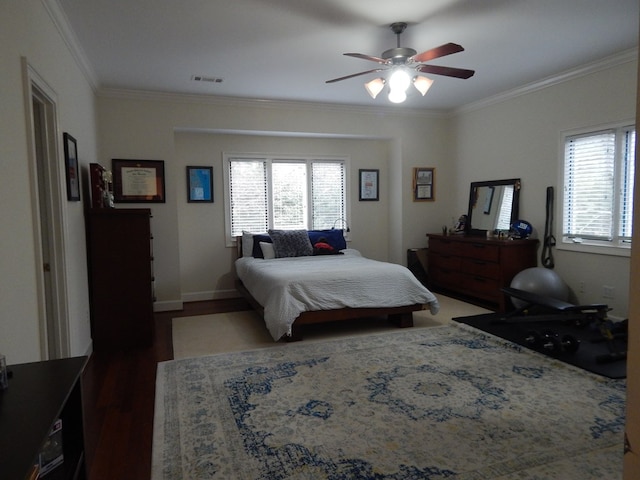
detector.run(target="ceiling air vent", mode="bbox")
[191,75,223,83]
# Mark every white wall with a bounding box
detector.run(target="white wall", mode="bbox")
[96,94,453,309]
[452,57,637,319]
[174,132,392,301]
[0,1,97,363]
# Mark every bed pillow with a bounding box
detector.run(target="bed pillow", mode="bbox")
[268,229,313,258]
[308,229,347,251]
[241,231,258,258]
[251,234,272,258]
[260,241,276,259]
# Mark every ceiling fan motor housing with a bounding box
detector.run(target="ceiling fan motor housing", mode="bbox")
[382,47,417,64]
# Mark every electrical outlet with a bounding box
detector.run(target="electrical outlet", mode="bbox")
[579,281,585,293]
[602,285,614,299]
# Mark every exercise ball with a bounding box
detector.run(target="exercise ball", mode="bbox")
[510,267,570,309]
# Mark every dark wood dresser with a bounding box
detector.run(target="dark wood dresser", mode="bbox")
[427,234,538,312]
[86,209,155,351]
[0,357,87,479]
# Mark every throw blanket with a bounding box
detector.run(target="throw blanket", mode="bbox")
[236,249,440,340]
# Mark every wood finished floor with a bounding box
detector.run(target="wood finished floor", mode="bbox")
[82,298,250,480]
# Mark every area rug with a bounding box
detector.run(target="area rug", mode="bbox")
[153,323,625,479]
[171,295,491,359]
[453,313,627,379]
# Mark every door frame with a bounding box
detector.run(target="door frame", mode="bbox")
[22,58,71,359]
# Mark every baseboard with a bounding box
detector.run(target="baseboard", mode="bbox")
[181,289,243,303]
[154,299,184,312]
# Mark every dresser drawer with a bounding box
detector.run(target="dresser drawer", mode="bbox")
[430,266,463,289]
[460,257,500,279]
[428,237,462,256]
[429,253,461,271]
[460,242,500,262]
[461,274,501,301]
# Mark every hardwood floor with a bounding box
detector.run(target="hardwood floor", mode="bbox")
[82,298,250,480]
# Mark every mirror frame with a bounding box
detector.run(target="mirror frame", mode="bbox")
[466,178,521,236]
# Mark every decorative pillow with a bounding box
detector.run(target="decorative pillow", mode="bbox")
[260,241,276,259]
[308,229,347,251]
[312,239,343,255]
[242,231,257,258]
[268,229,313,258]
[251,234,272,258]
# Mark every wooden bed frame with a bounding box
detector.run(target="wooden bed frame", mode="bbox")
[235,236,423,341]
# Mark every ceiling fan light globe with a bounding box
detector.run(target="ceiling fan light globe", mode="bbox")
[413,76,434,96]
[364,78,385,99]
[388,89,407,103]
[388,69,411,92]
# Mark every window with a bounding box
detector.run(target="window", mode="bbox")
[224,154,348,243]
[561,124,635,252]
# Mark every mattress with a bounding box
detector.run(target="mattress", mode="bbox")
[235,249,440,340]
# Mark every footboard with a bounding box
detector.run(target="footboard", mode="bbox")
[235,279,421,341]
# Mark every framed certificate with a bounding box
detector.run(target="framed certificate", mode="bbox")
[413,167,435,201]
[113,159,165,203]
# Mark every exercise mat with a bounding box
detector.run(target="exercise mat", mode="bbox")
[453,312,627,379]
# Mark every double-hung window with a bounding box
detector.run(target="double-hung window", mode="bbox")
[561,123,635,253]
[223,153,348,243]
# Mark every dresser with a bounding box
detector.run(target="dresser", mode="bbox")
[86,209,155,351]
[426,234,538,312]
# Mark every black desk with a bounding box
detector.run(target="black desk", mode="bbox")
[0,356,87,479]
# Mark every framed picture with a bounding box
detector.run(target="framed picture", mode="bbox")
[112,159,165,203]
[359,169,379,201]
[63,132,80,201]
[187,166,213,202]
[413,167,435,201]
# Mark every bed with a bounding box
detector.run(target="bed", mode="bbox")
[235,229,440,341]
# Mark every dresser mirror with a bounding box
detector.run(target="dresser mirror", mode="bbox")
[466,178,521,235]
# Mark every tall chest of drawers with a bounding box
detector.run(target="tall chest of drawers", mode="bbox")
[426,234,538,312]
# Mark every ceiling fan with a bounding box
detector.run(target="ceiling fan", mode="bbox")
[326,22,475,102]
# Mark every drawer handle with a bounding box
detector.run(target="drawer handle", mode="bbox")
[472,260,487,265]
[471,244,486,249]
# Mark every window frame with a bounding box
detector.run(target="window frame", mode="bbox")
[558,120,635,257]
[223,152,350,246]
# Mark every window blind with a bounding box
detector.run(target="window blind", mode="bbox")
[563,130,616,241]
[227,156,347,239]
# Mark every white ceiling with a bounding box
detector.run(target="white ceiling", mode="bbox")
[56,0,639,110]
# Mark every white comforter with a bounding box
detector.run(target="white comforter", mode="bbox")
[235,249,440,340]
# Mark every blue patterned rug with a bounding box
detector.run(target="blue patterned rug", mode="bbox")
[152,323,625,479]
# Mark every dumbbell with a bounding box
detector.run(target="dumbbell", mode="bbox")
[524,330,580,354]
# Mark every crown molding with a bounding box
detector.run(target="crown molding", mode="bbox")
[96,87,450,118]
[454,48,638,115]
[44,0,99,92]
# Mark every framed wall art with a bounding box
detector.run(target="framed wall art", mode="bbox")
[112,159,165,203]
[63,132,80,201]
[359,169,379,201]
[187,166,213,203]
[413,167,435,201]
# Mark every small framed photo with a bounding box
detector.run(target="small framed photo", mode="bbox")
[113,159,165,203]
[413,167,435,201]
[187,166,213,203]
[63,132,80,201]
[359,169,379,201]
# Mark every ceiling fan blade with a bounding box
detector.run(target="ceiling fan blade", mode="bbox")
[325,68,385,83]
[412,43,464,63]
[344,52,387,64]
[416,64,475,79]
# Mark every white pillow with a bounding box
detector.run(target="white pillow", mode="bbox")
[260,241,276,259]
[242,231,254,258]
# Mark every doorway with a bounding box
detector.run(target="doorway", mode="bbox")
[23,59,70,359]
